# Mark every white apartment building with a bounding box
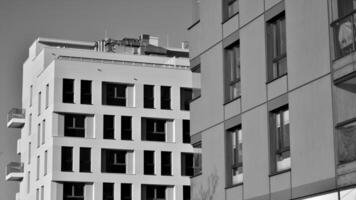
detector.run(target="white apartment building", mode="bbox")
[6,35,197,200]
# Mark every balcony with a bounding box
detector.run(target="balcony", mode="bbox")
[5,162,24,181]
[7,108,25,128]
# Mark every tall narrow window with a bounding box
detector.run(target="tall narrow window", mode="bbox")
[144,151,155,175]
[63,79,74,103]
[270,106,290,173]
[27,171,30,193]
[28,142,31,164]
[103,115,114,139]
[224,42,240,101]
[44,150,48,176]
[121,183,132,200]
[80,148,91,172]
[227,126,243,185]
[223,0,239,20]
[29,113,32,136]
[45,84,49,109]
[121,116,132,140]
[103,183,114,200]
[42,120,45,144]
[160,86,171,110]
[41,186,44,200]
[36,156,40,180]
[61,146,73,172]
[38,92,41,116]
[192,64,201,100]
[183,120,190,143]
[80,80,92,104]
[267,13,287,81]
[30,85,33,107]
[181,153,194,176]
[180,88,193,110]
[144,85,154,108]
[183,186,191,200]
[37,123,41,148]
[63,182,84,200]
[64,114,85,137]
[161,151,172,176]
[36,188,39,200]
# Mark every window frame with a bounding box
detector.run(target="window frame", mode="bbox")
[61,146,73,172]
[144,85,155,109]
[80,80,92,105]
[224,41,241,103]
[64,114,86,138]
[223,0,239,22]
[160,86,171,110]
[63,79,74,103]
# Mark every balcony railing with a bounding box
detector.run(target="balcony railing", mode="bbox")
[5,162,24,181]
[7,108,25,128]
[332,11,356,59]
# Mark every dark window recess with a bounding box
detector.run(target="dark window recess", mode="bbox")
[63,79,74,103]
[223,0,239,20]
[180,88,193,110]
[181,153,194,176]
[64,114,85,137]
[183,120,190,143]
[61,147,73,172]
[80,80,92,104]
[270,106,290,173]
[338,0,355,18]
[102,82,127,106]
[144,151,155,175]
[103,115,114,139]
[266,13,287,81]
[160,86,171,110]
[183,186,191,200]
[121,183,132,200]
[193,153,202,176]
[144,185,166,200]
[79,148,91,172]
[121,116,132,140]
[144,85,154,108]
[103,183,114,200]
[101,149,127,173]
[63,182,85,200]
[142,118,166,142]
[224,42,240,101]
[161,152,172,176]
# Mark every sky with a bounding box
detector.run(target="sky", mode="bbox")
[0,0,191,198]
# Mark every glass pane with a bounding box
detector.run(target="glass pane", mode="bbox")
[279,18,286,55]
[334,15,354,58]
[278,56,287,76]
[301,192,338,200]
[338,121,356,163]
[340,187,356,200]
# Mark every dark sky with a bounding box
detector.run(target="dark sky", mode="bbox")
[0,0,191,198]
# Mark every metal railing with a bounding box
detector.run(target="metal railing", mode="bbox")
[7,108,25,122]
[6,162,24,175]
[332,11,356,59]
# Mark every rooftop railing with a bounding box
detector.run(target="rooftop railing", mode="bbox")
[332,11,356,59]
[7,108,25,123]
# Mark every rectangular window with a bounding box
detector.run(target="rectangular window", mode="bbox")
[144,151,155,175]
[337,120,356,164]
[42,120,45,144]
[267,13,287,81]
[61,146,73,172]
[270,106,290,173]
[192,64,201,100]
[121,116,132,140]
[37,123,41,148]
[36,156,40,180]
[180,88,193,111]
[44,150,48,176]
[223,0,239,20]
[161,151,172,176]
[102,82,127,106]
[192,0,200,24]
[80,148,91,172]
[29,113,32,136]
[101,149,127,173]
[63,182,84,200]
[28,142,31,164]
[80,80,92,104]
[103,115,114,139]
[181,153,194,176]
[30,85,33,107]
[142,118,168,142]
[45,84,49,109]
[64,114,85,137]
[27,171,30,193]
[144,85,154,108]
[144,185,166,200]
[103,183,114,200]
[41,186,44,200]
[160,86,171,110]
[337,0,356,18]
[183,186,191,200]
[224,42,240,102]
[63,79,74,103]
[121,183,132,200]
[227,126,243,185]
[183,120,190,143]
[38,92,41,116]
[36,188,39,200]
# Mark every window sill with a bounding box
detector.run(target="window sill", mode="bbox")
[187,20,200,30]
[63,102,75,104]
[224,96,241,105]
[269,168,291,177]
[266,73,288,84]
[225,182,243,189]
[222,12,239,24]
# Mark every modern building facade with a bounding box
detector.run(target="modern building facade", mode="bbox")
[188,0,356,200]
[6,35,197,200]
